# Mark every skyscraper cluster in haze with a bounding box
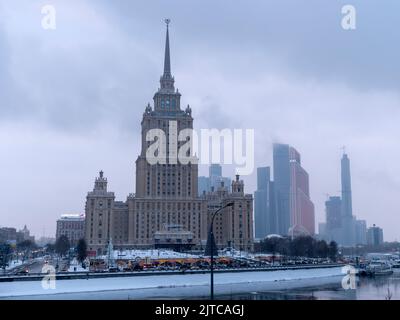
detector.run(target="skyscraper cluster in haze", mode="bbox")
[254,143,315,238]
[320,153,383,247]
[254,146,384,247]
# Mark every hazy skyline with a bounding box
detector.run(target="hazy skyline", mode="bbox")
[1,0,399,241]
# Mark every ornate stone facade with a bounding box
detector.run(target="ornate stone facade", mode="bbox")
[85,22,253,255]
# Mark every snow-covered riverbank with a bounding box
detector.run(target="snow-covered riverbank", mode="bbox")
[0,266,344,300]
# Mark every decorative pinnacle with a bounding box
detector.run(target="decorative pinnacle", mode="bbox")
[163,18,172,77]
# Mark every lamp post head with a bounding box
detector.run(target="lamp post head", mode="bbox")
[225,202,234,208]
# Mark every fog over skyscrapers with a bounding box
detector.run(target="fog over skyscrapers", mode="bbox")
[255,147,383,247]
[319,152,383,246]
[254,144,315,239]
[198,164,231,196]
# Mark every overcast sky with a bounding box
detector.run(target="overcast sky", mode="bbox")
[0,0,399,241]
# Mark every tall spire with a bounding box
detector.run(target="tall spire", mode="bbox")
[153,19,181,112]
[159,18,175,92]
[163,18,171,77]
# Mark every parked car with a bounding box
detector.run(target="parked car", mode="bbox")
[15,269,29,275]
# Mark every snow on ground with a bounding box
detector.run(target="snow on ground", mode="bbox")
[101,249,201,260]
[99,248,255,260]
[0,266,344,299]
[67,259,88,272]
[5,260,23,270]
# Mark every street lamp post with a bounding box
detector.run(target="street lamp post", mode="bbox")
[209,202,234,300]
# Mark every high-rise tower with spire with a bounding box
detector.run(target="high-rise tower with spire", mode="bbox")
[341,153,353,219]
[340,152,356,246]
[135,20,197,198]
[320,151,368,246]
[85,21,253,254]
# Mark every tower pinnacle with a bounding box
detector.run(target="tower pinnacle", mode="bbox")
[159,19,175,92]
[153,20,181,112]
[163,19,171,77]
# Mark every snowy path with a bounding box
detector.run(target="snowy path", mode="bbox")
[0,266,344,299]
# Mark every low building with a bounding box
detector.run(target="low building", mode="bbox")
[0,226,35,244]
[0,227,17,243]
[154,224,195,251]
[56,214,85,246]
[17,225,35,243]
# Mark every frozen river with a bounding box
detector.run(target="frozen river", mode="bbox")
[205,274,400,300]
[0,266,344,300]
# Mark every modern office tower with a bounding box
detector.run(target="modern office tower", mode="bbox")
[273,143,315,236]
[324,196,342,242]
[367,224,384,246]
[341,153,353,218]
[254,167,269,239]
[326,196,342,230]
[197,164,231,196]
[198,176,210,195]
[254,167,278,238]
[273,144,291,235]
[354,219,367,245]
[56,214,85,246]
[288,147,315,236]
[321,152,369,247]
[318,223,327,239]
[209,164,231,192]
[209,164,222,179]
[341,153,356,246]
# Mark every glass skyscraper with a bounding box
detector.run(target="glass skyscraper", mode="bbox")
[273,144,291,235]
[254,167,278,238]
[273,143,315,236]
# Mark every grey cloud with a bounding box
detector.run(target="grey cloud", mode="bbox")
[0,0,399,241]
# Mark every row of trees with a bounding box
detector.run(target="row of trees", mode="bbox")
[340,241,400,256]
[0,239,38,273]
[258,236,338,261]
[49,235,87,263]
[0,243,12,273]
[0,236,88,273]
